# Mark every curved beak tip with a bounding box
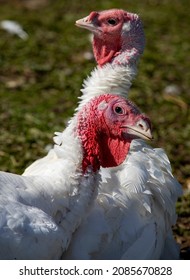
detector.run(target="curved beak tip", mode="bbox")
[122,123,153,141]
[145,129,154,141]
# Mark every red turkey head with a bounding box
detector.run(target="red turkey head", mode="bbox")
[76,9,145,66]
[77,94,152,173]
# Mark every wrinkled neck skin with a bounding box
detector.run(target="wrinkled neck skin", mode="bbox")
[93,35,121,67]
[111,29,145,67]
[76,109,131,173]
[93,35,142,68]
[98,134,131,170]
[81,134,131,174]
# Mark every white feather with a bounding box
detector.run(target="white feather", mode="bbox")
[0,20,28,40]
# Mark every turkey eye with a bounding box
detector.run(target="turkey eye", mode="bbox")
[114,106,124,114]
[107,18,117,25]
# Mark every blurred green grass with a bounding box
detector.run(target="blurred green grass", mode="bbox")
[0,0,190,255]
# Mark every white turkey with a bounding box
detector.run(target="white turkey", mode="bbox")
[62,9,182,259]
[24,9,182,259]
[0,94,151,259]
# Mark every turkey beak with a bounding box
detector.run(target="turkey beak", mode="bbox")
[122,119,153,141]
[75,17,100,34]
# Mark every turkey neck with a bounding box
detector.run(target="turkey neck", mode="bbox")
[77,47,140,112]
[93,32,143,68]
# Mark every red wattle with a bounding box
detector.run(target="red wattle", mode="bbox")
[98,136,131,168]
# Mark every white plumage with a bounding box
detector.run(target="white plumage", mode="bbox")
[0,120,96,259]
[78,64,135,110]
[64,140,181,259]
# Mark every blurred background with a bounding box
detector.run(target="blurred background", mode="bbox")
[0,0,189,258]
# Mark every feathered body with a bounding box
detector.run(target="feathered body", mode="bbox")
[64,139,181,259]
